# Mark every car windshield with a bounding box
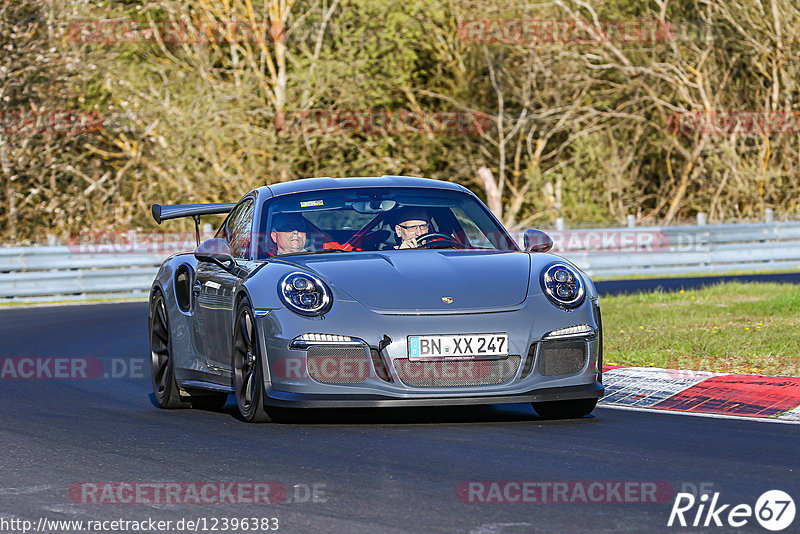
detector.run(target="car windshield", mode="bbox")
[255,187,518,258]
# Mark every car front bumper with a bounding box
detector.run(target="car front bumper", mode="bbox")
[255,296,604,408]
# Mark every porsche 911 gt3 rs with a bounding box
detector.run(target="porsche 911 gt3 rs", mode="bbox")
[149,176,604,422]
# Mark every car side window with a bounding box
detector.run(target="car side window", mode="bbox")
[225,199,254,259]
[451,206,492,248]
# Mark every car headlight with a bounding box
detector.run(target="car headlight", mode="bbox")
[279,272,332,316]
[540,262,585,309]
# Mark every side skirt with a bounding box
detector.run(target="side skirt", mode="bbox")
[179,379,235,394]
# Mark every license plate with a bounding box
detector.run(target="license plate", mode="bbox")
[408,333,509,359]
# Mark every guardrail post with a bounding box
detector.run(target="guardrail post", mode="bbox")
[765,208,774,223]
[626,214,636,228]
[555,217,565,231]
[697,212,707,226]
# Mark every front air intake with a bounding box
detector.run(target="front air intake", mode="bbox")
[393,356,521,387]
[370,349,392,382]
[307,346,369,384]
[593,302,604,382]
[537,339,587,376]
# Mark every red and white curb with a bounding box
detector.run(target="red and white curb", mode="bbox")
[598,365,800,423]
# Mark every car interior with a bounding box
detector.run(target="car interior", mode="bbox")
[256,205,473,257]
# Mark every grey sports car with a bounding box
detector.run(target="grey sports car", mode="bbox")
[149,176,604,422]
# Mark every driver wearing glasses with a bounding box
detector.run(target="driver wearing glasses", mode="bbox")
[392,207,431,249]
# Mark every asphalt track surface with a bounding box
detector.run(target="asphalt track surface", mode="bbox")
[595,271,800,296]
[1,302,798,534]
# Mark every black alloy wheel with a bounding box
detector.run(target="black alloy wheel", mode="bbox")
[233,299,273,422]
[150,290,189,409]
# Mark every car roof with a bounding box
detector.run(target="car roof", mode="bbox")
[260,175,469,198]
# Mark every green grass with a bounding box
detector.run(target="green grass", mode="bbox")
[602,282,800,376]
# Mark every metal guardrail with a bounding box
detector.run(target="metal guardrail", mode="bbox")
[536,221,800,277]
[0,247,163,300]
[1,221,799,301]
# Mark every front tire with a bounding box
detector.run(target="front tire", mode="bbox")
[150,290,189,409]
[233,299,273,423]
[532,398,597,419]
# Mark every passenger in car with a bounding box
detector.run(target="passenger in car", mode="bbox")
[270,213,310,254]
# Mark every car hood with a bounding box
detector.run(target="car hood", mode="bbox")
[278,250,531,312]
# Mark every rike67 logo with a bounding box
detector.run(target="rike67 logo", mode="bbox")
[668,490,795,531]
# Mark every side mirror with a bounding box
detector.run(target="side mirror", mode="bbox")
[194,238,235,270]
[524,229,554,253]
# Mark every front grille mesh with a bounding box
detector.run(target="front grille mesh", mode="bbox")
[307,346,368,384]
[393,355,521,387]
[537,339,587,376]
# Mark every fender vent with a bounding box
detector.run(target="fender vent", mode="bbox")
[175,265,192,312]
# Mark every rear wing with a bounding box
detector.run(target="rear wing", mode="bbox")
[151,203,236,225]
[151,202,237,246]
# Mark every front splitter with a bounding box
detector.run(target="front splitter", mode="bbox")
[264,382,603,408]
